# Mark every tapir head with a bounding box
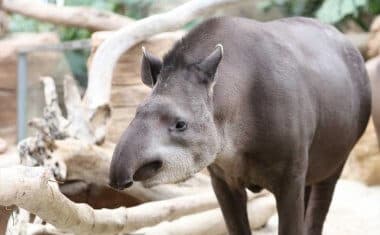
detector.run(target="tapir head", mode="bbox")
[109,44,224,190]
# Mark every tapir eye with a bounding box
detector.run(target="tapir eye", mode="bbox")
[174,120,187,131]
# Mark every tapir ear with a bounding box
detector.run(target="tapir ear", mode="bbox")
[197,44,223,81]
[141,47,162,88]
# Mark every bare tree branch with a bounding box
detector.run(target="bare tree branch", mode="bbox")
[137,195,276,235]
[0,166,274,235]
[1,0,133,31]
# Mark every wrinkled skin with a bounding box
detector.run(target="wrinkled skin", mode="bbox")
[110,17,371,235]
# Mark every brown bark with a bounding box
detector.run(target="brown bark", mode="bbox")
[0,206,13,235]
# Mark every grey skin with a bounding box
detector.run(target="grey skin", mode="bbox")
[109,17,371,235]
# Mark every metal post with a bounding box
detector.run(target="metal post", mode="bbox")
[17,52,28,142]
[15,39,91,142]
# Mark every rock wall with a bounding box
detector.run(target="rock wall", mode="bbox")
[90,31,183,142]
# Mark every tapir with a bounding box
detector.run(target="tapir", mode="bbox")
[109,17,371,235]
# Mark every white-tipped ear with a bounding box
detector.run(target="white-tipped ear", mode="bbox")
[142,46,147,56]
[141,47,162,88]
[216,43,224,56]
[197,44,224,79]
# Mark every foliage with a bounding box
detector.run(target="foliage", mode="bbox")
[258,0,324,17]
[57,0,154,19]
[122,0,154,19]
[9,14,53,33]
[316,0,366,24]
[259,0,380,31]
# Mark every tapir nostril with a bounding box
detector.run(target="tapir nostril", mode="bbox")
[109,179,133,191]
[133,160,163,181]
[121,180,133,188]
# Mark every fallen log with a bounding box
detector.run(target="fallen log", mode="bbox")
[137,195,276,235]
[23,223,70,235]
[0,166,274,235]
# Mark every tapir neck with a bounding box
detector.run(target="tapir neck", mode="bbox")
[212,100,240,160]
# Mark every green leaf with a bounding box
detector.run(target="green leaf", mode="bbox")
[289,0,307,15]
[316,0,366,24]
[369,0,380,14]
[257,0,273,12]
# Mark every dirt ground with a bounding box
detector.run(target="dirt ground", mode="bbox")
[254,180,380,235]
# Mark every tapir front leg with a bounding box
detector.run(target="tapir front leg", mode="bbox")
[208,165,251,235]
[274,171,306,235]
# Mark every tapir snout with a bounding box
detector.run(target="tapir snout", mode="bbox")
[108,121,163,190]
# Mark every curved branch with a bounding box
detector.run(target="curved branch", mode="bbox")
[85,0,248,118]
[0,166,271,235]
[137,195,276,235]
[1,0,133,31]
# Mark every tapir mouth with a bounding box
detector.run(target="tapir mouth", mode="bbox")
[142,170,195,188]
[133,160,163,181]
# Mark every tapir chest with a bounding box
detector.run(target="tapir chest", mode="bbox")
[212,149,289,193]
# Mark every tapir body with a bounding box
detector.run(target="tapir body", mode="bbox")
[110,17,371,235]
